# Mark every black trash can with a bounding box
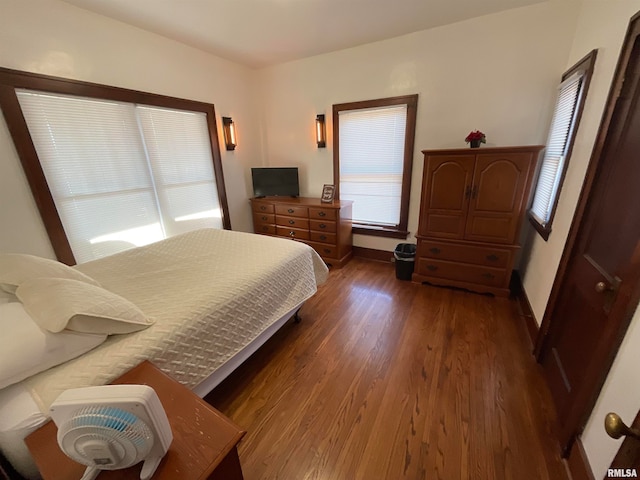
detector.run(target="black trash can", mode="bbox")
[394,243,416,280]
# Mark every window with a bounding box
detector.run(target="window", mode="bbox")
[528,50,597,240]
[0,68,229,264]
[333,95,418,238]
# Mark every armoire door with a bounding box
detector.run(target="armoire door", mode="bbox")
[418,154,474,239]
[464,153,532,244]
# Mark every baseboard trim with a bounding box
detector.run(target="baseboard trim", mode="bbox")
[352,246,393,263]
[512,271,539,351]
[566,437,595,480]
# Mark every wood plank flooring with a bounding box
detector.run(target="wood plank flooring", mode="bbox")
[206,258,568,480]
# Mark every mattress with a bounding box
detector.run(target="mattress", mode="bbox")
[0,228,328,477]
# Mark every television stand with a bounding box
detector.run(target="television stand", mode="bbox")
[250,196,353,268]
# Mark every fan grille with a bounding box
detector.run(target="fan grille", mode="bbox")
[58,406,154,470]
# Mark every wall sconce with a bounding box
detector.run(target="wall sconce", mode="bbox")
[316,114,326,148]
[222,116,237,151]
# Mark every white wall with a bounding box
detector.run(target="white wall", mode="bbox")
[517,1,640,477]
[0,0,261,258]
[256,0,581,251]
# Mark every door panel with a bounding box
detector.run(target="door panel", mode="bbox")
[418,155,474,239]
[538,23,640,451]
[465,154,531,244]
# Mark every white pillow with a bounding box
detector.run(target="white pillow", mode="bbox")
[16,278,154,335]
[0,253,100,294]
[0,302,107,389]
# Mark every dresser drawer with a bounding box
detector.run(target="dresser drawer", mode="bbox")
[306,241,336,258]
[310,231,336,244]
[416,258,507,287]
[253,212,275,225]
[276,216,310,230]
[276,226,310,240]
[255,223,276,235]
[253,203,274,214]
[275,205,308,218]
[309,207,337,221]
[309,219,337,233]
[418,240,511,268]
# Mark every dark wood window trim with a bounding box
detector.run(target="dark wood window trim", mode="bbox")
[528,49,598,241]
[332,94,418,239]
[352,225,410,239]
[0,67,230,265]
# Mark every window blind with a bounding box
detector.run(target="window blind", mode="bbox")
[529,72,584,225]
[17,90,222,263]
[338,105,407,226]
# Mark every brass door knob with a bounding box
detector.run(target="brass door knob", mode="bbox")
[595,281,609,293]
[604,412,640,440]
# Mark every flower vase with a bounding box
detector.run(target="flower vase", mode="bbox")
[470,139,481,148]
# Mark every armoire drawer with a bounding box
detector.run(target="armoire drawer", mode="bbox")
[416,258,507,287]
[418,240,511,268]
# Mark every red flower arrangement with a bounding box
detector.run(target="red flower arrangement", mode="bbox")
[465,130,486,144]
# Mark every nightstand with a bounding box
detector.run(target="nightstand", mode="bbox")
[25,361,246,480]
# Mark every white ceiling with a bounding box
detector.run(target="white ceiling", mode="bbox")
[61,0,546,69]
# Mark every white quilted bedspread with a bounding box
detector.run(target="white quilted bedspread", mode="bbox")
[22,229,328,412]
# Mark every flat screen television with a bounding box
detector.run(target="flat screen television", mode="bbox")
[251,167,299,197]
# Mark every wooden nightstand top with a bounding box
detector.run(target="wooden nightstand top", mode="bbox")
[25,361,246,480]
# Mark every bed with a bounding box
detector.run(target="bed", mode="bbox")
[0,228,328,479]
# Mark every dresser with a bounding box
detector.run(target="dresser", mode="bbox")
[413,145,544,296]
[250,197,353,268]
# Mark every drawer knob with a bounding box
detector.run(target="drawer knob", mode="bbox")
[319,223,327,229]
[323,248,331,254]
[429,247,441,254]
[318,211,326,217]
[427,265,438,271]
[289,220,295,225]
[288,208,294,214]
[260,206,267,211]
[486,254,499,262]
[289,231,295,237]
[261,216,267,221]
[262,226,269,232]
[320,235,327,241]
[482,272,495,279]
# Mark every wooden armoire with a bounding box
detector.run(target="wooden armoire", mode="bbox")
[412,145,544,296]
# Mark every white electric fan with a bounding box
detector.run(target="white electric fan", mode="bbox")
[49,385,173,480]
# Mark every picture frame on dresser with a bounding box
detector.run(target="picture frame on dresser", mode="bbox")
[321,184,335,203]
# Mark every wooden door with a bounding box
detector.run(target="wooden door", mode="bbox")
[418,154,474,239]
[536,13,640,452]
[464,153,532,244]
[608,409,640,475]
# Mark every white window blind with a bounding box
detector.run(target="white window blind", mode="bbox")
[16,90,223,263]
[529,72,584,226]
[339,105,407,226]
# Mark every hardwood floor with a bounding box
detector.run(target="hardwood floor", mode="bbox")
[206,258,568,480]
